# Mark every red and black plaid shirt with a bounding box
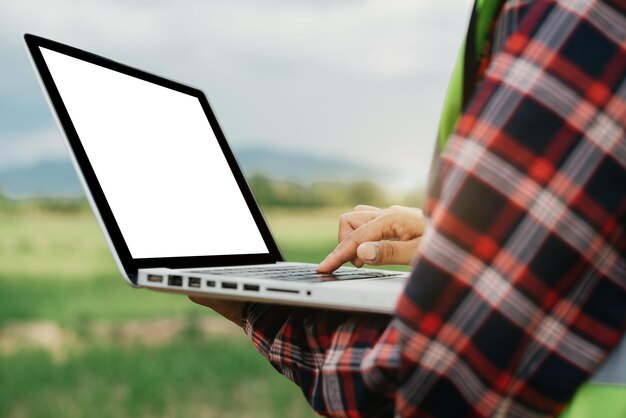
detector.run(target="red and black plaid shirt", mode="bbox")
[243,1,626,416]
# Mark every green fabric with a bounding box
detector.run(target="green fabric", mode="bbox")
[437,43,465,150]
[437,0,502,150]
[475,0,502,63]
[436,1,626,416]
[559,384,626,418]
[438,42,465,152]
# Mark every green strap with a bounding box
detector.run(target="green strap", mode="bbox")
[437,44,466,150]
[475,0,503,60]
[437,0,503,151]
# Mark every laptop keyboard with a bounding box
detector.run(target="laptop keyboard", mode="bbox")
[188,265,405,282]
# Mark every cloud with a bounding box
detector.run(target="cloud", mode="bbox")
[0,128,66,170]
[0,0,472,187]
[1,0,469,76]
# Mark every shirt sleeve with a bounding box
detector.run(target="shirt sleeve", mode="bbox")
[243,1,626,416]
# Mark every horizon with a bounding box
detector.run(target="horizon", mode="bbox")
[0,145,425,200]
[0,0,472,195]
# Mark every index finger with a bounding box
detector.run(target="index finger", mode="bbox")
[317,216,393,273]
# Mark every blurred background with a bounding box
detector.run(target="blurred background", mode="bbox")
[0,0,471,416]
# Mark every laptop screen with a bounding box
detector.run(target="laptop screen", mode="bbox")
[38,46,269,259]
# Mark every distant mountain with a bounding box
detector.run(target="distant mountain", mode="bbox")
[234,147,392,184]
[0,160,83,198]
[0,147,393,198]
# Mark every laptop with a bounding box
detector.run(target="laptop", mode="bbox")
[24,34,409,314]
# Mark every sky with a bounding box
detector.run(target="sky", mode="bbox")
[0,0,472,189]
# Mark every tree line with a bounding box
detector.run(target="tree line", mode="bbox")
[0,176,424,212]
[247,175,423,208]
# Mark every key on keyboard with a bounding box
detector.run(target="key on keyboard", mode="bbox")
[189,266,404,282]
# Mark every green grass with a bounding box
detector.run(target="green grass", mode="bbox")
[0,336,316,418]
[0,206,409,417]
[0,207,348,418]
[0,274,203,325]
[0,207,340,282]
[0,208,342,325]
[0,210,114,281]
[0,207,406,324]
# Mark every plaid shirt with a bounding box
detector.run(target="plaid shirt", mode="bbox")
[243,0,626,416]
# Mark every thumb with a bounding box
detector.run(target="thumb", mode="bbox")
[356,239,420,266]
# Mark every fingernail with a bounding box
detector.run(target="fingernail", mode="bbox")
[359,243,378,261]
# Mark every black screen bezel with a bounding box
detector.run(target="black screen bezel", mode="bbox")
[24,34,283,283]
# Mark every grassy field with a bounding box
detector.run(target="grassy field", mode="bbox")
[0,206,409,418]
[0,207,342,323]
[0,337,315,418]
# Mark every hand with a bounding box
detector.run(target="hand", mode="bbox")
[317,205,425,273]
[189,297,246,327]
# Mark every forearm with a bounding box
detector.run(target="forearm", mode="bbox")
[244,303,397,417]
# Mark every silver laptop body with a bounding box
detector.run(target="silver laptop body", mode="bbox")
[24,34,408,314]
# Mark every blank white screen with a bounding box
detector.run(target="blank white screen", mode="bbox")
[40,47,269,259]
